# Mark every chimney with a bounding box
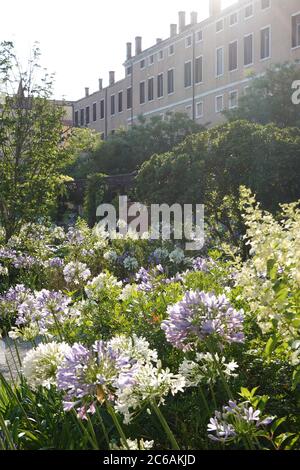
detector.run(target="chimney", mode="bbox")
[178,11,186,33]
[126,42,132,60]
[135,36,142,55]
[85,87,89,97]
[191,11,198,25]
[109,71,115,86]
[156,38,162,44]
[170,24,177,37]
[98,79,103,91]
[209,0,221,17]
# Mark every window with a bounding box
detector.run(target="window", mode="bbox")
[167,69,174,94]
[85,106,90,125]
[127,87,132,109]
[229,90,238,109]
[196,30,203,42]
[93,103,97,121]
[169,44,175,55]
[216,19,224,32]
[230,12,238,26]
[215,95,224,113]
[149,55,154,65]
[140,81,145,104]
[80,109,84,126]
[100,100,105,120]
[101,133,105,141]
[261,26,271,59]
[216,47,224,77]
[157,73,164,98]
[148,77,154,101]
[140,59,145,69]
[229,41,238,71]
[184,61,192,88]
[185,105,192,118]
[111,130,115,136]
[261,0,270,9]
[126,66,132,76]
[74,110,79,126]
[245,3,253,18]
[196,101,203,118]
[186,35,192,47]
[110,95,115,115]
[118,91,123,113]
[292,14,300,48]
[158,50,164,61]
[244,34,253,66]
[195,56,203,84]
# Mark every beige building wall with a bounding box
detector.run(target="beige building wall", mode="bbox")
[73,0,300,135]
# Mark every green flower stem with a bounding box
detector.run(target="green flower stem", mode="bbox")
[95,406,111,449]
[0,412,15,450]
[150,400,180,450]
[72,409,99,450]
[106,401,130,450]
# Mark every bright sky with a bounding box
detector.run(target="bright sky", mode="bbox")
[0,0,236,101]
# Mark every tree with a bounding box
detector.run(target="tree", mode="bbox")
[91,112,204,175]
[0,42,72,240]
[224,63,300,128]
[136,121,300,244]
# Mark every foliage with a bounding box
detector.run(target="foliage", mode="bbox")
[136,120,300,245]
[224,63,300,128]
[90,113,203,176]
[0,42,73,241]
[0,192,300,449]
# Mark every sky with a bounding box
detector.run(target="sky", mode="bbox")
[0,0,236,101]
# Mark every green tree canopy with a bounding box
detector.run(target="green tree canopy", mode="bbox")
[136,120,300,243]
[91,112,204,176]
[224,63,300,128]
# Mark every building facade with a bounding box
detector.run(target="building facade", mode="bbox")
[73,0,300,137]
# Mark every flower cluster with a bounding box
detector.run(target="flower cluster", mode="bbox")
[8,289,76,340]
[55,335,185,422]
[162,291,244,351]
[63,261,91,287]
[208,399,275,444]
[179,353,238,387]
[23,342,71,390]
[85,272,122,300]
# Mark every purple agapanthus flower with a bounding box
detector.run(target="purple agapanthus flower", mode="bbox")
[161,290,244,351]
[57,340,138,416]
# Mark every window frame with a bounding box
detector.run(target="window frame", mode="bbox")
[184,60,192,88]
[260,25,271,61]
[216,46,224,78]
[215,94,224,113]
[167,68,175,95]
[195,55,203,84]
[228,89,238,109]
[229,40,238,72]
[244,33,254,67]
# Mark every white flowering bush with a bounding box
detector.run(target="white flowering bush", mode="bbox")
[0,193,300,450]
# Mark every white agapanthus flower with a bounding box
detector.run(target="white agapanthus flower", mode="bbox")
[85,272,122,299]
[22,342,71,390]
[179,353,238,387]
[0,263,8,276]
[119,283,140,301]
[115,360,186,424]
[111,438,154,450]
[169,248,185,264]
[109,335,158,364]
